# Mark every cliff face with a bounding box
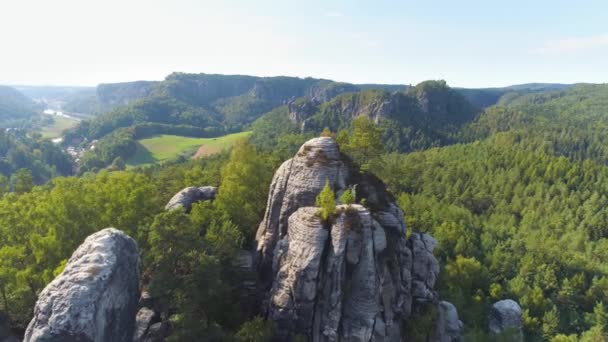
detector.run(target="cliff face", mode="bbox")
[255,137,463,341]
[285,82,478,139]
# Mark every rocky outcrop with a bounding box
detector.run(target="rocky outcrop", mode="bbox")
[165,186,217,212]
[435,301,464,342]
[288,100,318,125]
[132,290,170,342]
[410,233,440,304]
[489,299,523,341]
[255,137,348,284]
[24,228,140,342]
[255,137,462,341]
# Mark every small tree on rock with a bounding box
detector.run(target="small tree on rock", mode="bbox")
[316,180,336,221]
[340,188,355,205]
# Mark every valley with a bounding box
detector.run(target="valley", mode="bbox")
[0,73,607,341]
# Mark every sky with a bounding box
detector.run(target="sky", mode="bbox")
[0,0,607,88]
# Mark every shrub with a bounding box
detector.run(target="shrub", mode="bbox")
[340,188,355,205]
[316,180,336,221]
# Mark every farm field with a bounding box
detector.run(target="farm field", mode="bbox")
[39,115,80,138]
[126,131,251,167]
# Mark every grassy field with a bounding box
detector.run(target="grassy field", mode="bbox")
[126,131,251,167]
[39,116,80,138]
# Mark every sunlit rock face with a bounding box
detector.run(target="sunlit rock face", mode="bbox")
[255,137,463,341]
[24,228,139,342]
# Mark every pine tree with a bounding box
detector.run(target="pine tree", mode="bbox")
[316,180,336,221]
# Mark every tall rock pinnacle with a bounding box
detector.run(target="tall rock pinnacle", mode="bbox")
[254,136,463,341]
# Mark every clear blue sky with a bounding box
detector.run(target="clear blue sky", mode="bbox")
[1,0,606,87]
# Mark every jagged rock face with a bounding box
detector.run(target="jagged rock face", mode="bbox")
[489,299,523,341]
[255,137,348,282]
[306,83,359,103]
[255,137,453,341]
[288,100,319,125]
[24,228,139,342]
[165,186,217,212]
[267,205,411,341]
[410,233,440,304]
[435,301,464,342]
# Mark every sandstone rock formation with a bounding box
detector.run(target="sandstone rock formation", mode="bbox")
[24,228,140,342]
[255,137,462,341]
[165,186,217,212]
[489,299,523,341]
[435,301,464,342]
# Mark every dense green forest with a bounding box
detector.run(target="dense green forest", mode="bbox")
[3,78,608,340]
[0,130,72,185]
[0,86,40,128]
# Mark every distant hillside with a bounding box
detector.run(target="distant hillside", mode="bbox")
[59,81,158,115]
[68,73,376,170]
[0,86,40,127]
[14,85,95,102]
[456,83,574,109]
[252,80,478,153]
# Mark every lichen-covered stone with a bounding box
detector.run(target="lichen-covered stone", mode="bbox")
[24,228,139,342]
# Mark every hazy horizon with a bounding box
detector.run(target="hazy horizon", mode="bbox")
[2,73,588,90]
[1,0,607,87]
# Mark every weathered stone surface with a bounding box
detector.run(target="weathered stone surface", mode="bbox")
[489,299,523,341]
[265,204,415,341]
[134,308,158,342]
[256,137,462,341]
[268,207,328,336]
[24,228,139,342]
[435,301,464,342]
[255,137,348,282]
[164,186,217,212]
[410,233,439,304]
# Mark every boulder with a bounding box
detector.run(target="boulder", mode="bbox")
[24,228,140,342]
[134,307,158,342]
[435,301,464,342]
[165,186,217,212]
[489,299,523,341]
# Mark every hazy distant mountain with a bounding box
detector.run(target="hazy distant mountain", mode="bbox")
[455,83,574,109]
[14,85,95,102]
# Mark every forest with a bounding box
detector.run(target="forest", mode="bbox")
[2,78,608,341]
